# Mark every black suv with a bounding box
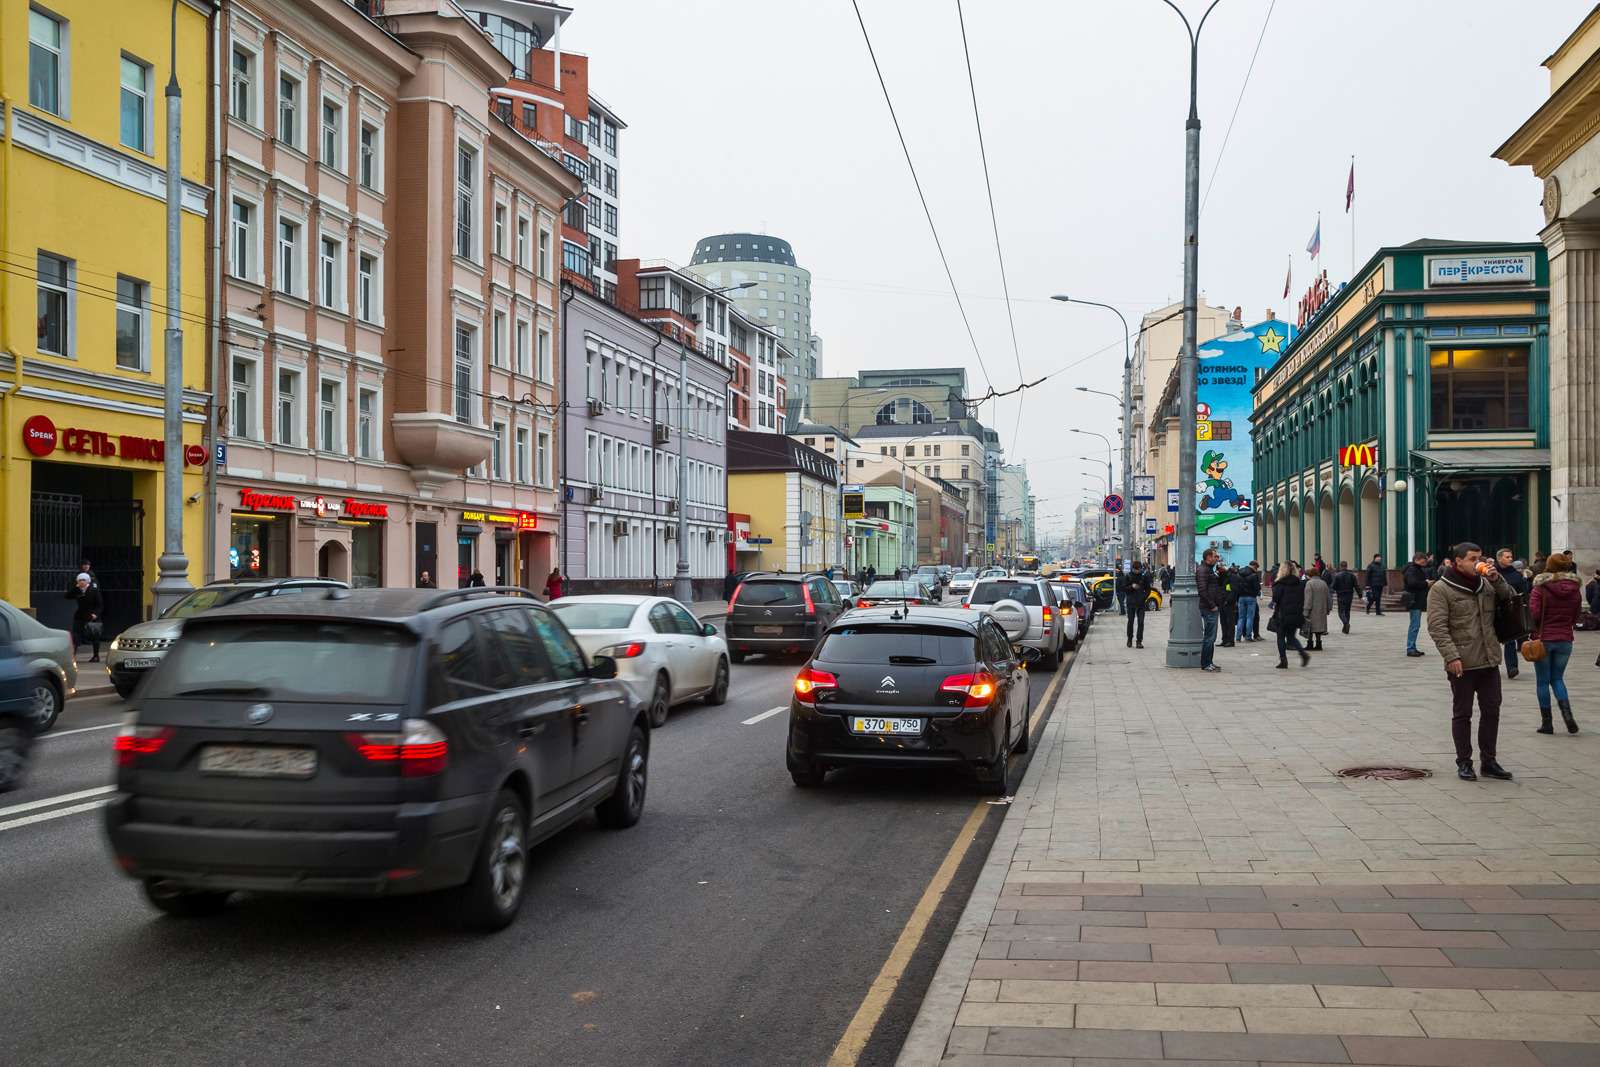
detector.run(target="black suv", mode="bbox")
[785,607,1033,793]
[725,572,846,662]
[104,587,648,930]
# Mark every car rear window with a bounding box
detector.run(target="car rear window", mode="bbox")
[969,581,1042,606]
[737,581,803,606]
[551,602,638,630]
[817,625,976,665]
[864,581,921,598]
[144,622,416,703]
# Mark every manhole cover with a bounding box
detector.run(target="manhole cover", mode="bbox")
[1337,766,1432,781]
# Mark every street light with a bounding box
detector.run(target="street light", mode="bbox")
[1054,295,1135,560]
[1074,429,1117,553]
[834,388,890,576]
[1156,0,1221,669]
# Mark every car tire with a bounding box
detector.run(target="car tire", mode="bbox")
[1041,643,1061,672]
[453,789,530,932]
[113,682,135,700]
[705,658,730,705]
[0,724,33,792]
[729,650,747,665]
[31,675,62,733]
[979,720,1011,795]
[789,759,826,788]
[596,724,648,829]
[142,880,231,918]
[647,676,670,729]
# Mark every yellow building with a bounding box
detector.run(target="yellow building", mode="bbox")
[728,430,842,575]
[1,0,211,633]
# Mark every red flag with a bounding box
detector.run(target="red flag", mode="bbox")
[1282,255,1292,299]
[1345,158,1355,213]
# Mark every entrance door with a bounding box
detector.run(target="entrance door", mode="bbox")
[494,536,512,587]
[30,489,144,637]
[1434,476,1522,561]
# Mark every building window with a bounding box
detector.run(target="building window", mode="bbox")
[318,378,343,452]
[320,98,343,170]
[521,101,535,127]
[536,430,551,486]
[119,56,151,152]
[493,203,506,258]
[604,203,618,236]
[230,357,258,439]
[356,252,376,322]
[563,196,585,230]
[114,276,147,371]
[318,234,343,310]
[515,427,529,483]
[278,71,300,147]
[277,218,301,296]
[639,275,666,310]
[491,421,506,479]
[604,164,617,195]
[358,121,379,189]
[516,216,530,268]
[565,114,584,140]
[537,228,551,278]
[562,241,590,277]
[35,251,71,355]
[1429,347,1531,431]
[277,367,302,445]
[515,319,529,376]
[230,198,256,281]
[28,8,67,116]
[876,398,933,425]
[491,310,506,368]
[230,45,254,123]
[357,387,377,458]
[536,327,551,383]
[455,143,476,259]
[453,323,476,424]
[494,96,512,123]
[604,121,617,154]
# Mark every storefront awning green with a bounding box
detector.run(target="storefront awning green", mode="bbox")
[1412,447,1550,473]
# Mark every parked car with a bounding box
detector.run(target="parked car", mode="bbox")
[1051,578,1095,634]
[551,595,729,728]
[786,607,1034,793]
[0,639,41,791]
[725,573,847,662]
[105,578,347,699]
[947,570,978,597]
[914,565,947,597]
[831,579,860,601]
[104,587,647,930]
[0,598,76,732]
[853,580,930,609]
[961,577,1065,669]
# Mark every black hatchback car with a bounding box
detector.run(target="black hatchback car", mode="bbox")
[104,587,648,930]
[725,572,847,662]
[785,607,1032,793]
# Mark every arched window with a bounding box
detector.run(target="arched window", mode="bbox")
[875,398,934,425]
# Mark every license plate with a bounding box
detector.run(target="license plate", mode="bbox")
[198,744,317,779]
[753,625,784,635]
[119,659,158,670]
[850,716,923,736]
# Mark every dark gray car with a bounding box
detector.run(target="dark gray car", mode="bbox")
[724,573,846,662]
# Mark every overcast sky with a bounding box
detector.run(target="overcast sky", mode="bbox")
[562,0,1584,541]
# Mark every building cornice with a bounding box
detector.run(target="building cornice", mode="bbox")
[3,110,210,217]
[1494,45,1600,174]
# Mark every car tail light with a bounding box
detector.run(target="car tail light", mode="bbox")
[601,641,647,658]
[940,672,999,708]
[793,666,837,703]
[345,718,449,777]
[858,598,871,609]
[729,582,746,609]
[801,582,817,617]
[114,717,172,767]
[1042,605,1053,624]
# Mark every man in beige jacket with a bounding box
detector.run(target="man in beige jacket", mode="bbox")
[1427,541,1515,781]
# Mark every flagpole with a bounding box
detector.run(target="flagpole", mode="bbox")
[1349,155,1356,278]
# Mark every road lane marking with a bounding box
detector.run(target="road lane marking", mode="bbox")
[39,722,120,740]
[740,705,787,726]
[827,800,989,1066]
[0,784,116,818]
[0,798,110,833]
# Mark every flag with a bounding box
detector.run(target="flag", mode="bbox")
[1282,255,1292,299]
[1306,216,1321,258]
[1345,158,1355,213]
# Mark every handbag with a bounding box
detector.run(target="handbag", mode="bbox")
[1520,638,1547,662]
[1266,612,1280,634]
[83,620,104,640]
[1494,591,1533,642]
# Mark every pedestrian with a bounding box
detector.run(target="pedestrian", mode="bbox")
[65,571,105,661]
[467,570,486,588]
[1329,560,1358,634]
[1114,556,1127,616]
[724,567,739,601]
[543,567,565,600]
[1218,564,1239,647]
[1234,560,1260,642]
[1196,548,1223,672]
[1586,569,1600,616]
[1496,547,1531,680]
[1313,553,1326,577]
[1364,553,1387,615]
[1160,565,1174,594]
[1402,551,1432,657]
[1248,560,1264,640]
[1304,565,1331,651]
[417,570,435,589]
[1426,541,1515,782]
[867,565,877,586]
[1529,552,1581,735]
[1124,560,1153,649]
[1270,561,1310,669]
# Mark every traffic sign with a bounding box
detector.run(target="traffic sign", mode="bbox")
[1167,488,1180,513]
[1144,517,1158,534]
[746,536,773,545]
[1102,494,1125,515]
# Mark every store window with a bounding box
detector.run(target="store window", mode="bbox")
[350,523,382,588]
[415,522,438,588]
[229,513,288,578]
[1429,346,1530,431]
[457,526,480,587]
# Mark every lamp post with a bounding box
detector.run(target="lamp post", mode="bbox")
[1157,0,1221,668]
[1082,466,1110,554]
[1073,429,1116,549]
[1052,295,1135,560]
[835,387,888,577]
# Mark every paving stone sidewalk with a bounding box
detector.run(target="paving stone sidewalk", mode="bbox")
[898,604,1600,1066]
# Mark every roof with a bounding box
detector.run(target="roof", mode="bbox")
[689,233,799,268]
[791,423,858,444]
[851,420,986,441]
[186,588,546,629]
[1412,447,1552,472]
[549,594,664,607]
[726,429,838,480]
[1396,238,1511,250]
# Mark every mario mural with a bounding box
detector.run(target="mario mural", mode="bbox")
[1193,318,1293,566]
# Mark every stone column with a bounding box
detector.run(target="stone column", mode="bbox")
[1542,219,1600,561]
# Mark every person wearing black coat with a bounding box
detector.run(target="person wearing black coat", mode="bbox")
[1233,562,1261,642]
[1196,549,1223,671]
[1123,561,1154,649]
[1364,554,1387,615]
[65,571,105,662]
[1402,552,1433,657]
[1218,565,1239,648]
[1494,547,1530,679]
[1329,561,1359,634]
[1270,561,1310,669]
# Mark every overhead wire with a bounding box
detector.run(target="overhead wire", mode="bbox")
[1199,0,1276,216]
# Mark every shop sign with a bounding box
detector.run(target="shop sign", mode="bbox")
[1338,443,1377,468]
[1427,253,1534,287]
[1296,270,1331,330]
[462,509,536,529]
[340,498,390,520]
[21,413,206,466]
[237,490,390,519]
[238,489,299,512]
[843,491,865,520]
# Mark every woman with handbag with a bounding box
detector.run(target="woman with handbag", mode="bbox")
[64,572,104,663]
[1528,552,1582,734]
[1270,561,1311,669]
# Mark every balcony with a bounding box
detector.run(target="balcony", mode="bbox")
[390,412,496,496]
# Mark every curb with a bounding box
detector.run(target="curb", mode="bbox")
[893,640,1082,1066]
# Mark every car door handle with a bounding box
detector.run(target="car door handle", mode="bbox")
[518,723,545,738]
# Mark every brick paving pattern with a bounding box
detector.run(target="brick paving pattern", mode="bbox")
[901,604,1600,1066]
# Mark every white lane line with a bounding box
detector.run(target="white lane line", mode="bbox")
[39,722,120,740]
[741,705,788,726]
[0,784,116,818]
[0,798,111,833]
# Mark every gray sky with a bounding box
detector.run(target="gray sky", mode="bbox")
[562,0,1584,542]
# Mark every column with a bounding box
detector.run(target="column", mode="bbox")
[1543,219,1600,561]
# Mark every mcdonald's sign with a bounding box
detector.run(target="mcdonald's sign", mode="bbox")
[1339,443,1377,467]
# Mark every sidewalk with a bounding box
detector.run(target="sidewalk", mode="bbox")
[900,607,1600,1066]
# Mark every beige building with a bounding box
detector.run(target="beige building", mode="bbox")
[1496,6,1600,565]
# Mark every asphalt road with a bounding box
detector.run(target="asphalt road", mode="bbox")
[0,611,1079,1067]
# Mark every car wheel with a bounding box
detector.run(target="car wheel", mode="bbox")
[597,724,648,829]
[113,682,135,700]
[454,789,529,931]
[979,719,1011,795]
[729,650,746,665]
[647,675,670,729]
[789,758,826,788]
[142,880,231,918]
[0,725,33,792]
[1041,643,1061,672]
[31,675,61,733]
[705,658,729,705]
[1013,706,1030,755]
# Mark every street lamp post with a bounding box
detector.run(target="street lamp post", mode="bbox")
[1073,430,1115,550]
[1081,466,1110,553]
[1052,295,1135,561]
[1158,0,1220,669]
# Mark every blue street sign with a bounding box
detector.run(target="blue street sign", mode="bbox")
[746,537,773,545]
[1103,494,1125,515]
[1167,488,1180,513]
[215,442,227,468]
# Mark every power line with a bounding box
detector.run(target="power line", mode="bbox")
[1199,0,1276,216]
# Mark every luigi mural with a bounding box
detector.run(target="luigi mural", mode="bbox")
[1193,318,1293,566]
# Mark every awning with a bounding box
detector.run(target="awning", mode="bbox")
[1412,447,1550,473]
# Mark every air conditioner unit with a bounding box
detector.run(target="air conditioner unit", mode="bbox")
[611,519,629,537]
[653,422,670,443]
[590,485,605,503]
[587,398,604,416]
[665,500,677,514]
[704,529,716,543]
[663,526,677,541]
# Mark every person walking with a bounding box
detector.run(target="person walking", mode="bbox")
[1270,561,1310,669]
[1234,560,1260,642]
[416,570,435,589]
[1222,565,1242,647]
[1585,568,1600,616]
[467,570,486,588]
[1249,560,1265,640]
[1196,549,1223,672]
[1114,557,1128,616]
[1402,551,1431,657]
[1495,547,1530,680]
[1124,560,1153,649]
[1304,565,1331,651]
[1160,564,1174,595]
[1427,541,1515,782]
[1529,552,1582,735]
[1329,561,1358,634]
[1364,554,1387,615]
[543,567,565,601]
[64,571,105,662]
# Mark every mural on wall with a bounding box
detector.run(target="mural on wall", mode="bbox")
[1194,319,1292,566]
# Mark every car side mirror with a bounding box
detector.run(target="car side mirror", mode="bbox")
[702,622,718,637]
[588,654,618,680]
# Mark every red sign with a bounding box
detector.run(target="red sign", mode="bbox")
[239,489,390,519]
[22,415,56,456]
[1297,270,1331,330]
[343,498,390,520]
[239,489,298,512]
[1338,443,1377,467]
[20,414,204,466]
[516,512,537,530]
[184,443,207,467]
